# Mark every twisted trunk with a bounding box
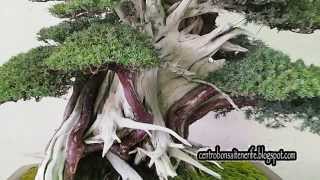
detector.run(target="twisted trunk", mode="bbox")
[36,0,253,179]
[64,73,105,179]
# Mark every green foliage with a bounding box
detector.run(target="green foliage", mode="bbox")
[209,38,320,134]
[50,0,120,18]
[283,0,320,33]
[47,0,320,33]
[37,15,118,43]
[20,162,268,180]
[250,97,320,134]
[38,18,90,43]
[209,47,320,101]
[45,23,159,71]
[228,0,320,33]
[0,47,72,104]
[173,162,268,180]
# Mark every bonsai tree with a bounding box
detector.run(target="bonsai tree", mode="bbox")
[1,0,319,179]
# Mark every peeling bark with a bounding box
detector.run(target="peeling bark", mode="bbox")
[63,82,83,122]
[116,68,153,123]
[65,73,105,180]
[166,85,219,137]
[37,1,256,179]
[45,82,83,152]
[167,84,257,138]
[109,65,154,157]
[188,97,258,125]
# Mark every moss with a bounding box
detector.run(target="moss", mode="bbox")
[21,167,37,180]
[173,161,268,180]
[20,161,268,180]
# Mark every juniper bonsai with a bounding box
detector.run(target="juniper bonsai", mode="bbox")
[1,0,320,180]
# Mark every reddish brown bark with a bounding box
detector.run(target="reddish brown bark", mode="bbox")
[64,73,105,180]
[166,85,257,137]
[45,82,84,152]
[63,82,83,122]
[76,65,152,160]
[166,85,219,137]
[116,69,153,123]
[84,143,131,160]
[108,64,154,159]
[188,97,257,125]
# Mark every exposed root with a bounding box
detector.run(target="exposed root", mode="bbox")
[84,72,190,158]
[37,1,255,180]
[63,83,83,122]
[36,74,105,180]
[94,71,115,114]
[132,140,222,180]
[35,99,82,180]
[65,74,105,180]
[81,70,214,180]
[44,83,82,152]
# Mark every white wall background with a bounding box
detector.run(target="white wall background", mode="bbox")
[0,1,319,179]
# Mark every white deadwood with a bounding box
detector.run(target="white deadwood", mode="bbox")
[36,0,250,180]
[36,96,83,180]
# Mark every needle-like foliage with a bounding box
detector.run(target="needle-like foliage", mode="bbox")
[0,47,72,104]
[209,47,320,101]
[208,38,320,133]
[223,0,320,33]
[50,0,120,18]
[45,23,159,72]
[4,0,320,179]
[37,15,118,43]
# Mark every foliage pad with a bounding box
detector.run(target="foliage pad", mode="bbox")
[252,97,320,134]
[46,23,158,71]
[209,47,320,101]
[37,16,117,43]
[0,47,72,104]
[50,0,119,18]
[208,40,320,134]
[228,0,320,33]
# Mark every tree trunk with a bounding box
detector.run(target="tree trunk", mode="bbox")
[36,1,251,180]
